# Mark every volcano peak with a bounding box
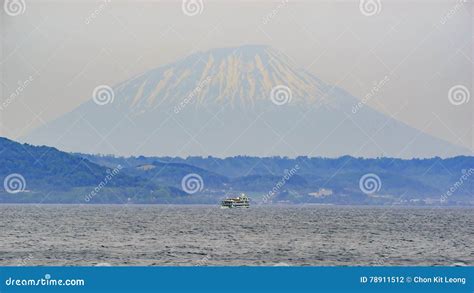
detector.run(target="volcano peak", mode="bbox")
[113,45,324,111]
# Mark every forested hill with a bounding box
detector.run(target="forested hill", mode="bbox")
[0,137,182,203]
[1,136,472,205]
[80,153,474,205]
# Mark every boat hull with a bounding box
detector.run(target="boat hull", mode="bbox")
[220,205,249,209]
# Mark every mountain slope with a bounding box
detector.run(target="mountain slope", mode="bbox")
[113,45,326,111]
[82,153,474,205]
[0,137,183,203]
[24,45,470,158]
[0,137,129,189]
[129,161,229,189]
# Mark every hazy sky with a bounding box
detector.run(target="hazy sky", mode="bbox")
[1,0,472,153]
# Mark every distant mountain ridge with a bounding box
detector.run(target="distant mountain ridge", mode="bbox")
[0,137,472,204]
[79,152,474,206]
[24,45,470,158]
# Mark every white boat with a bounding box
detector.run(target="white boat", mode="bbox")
[220,194,250,208]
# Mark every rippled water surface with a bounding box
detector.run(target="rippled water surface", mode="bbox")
[0,205,472,266]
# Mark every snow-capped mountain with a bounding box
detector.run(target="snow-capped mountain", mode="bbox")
[114,45,325,112]
[24,45,468,158]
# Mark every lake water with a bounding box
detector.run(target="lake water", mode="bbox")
[0,205,472,266]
